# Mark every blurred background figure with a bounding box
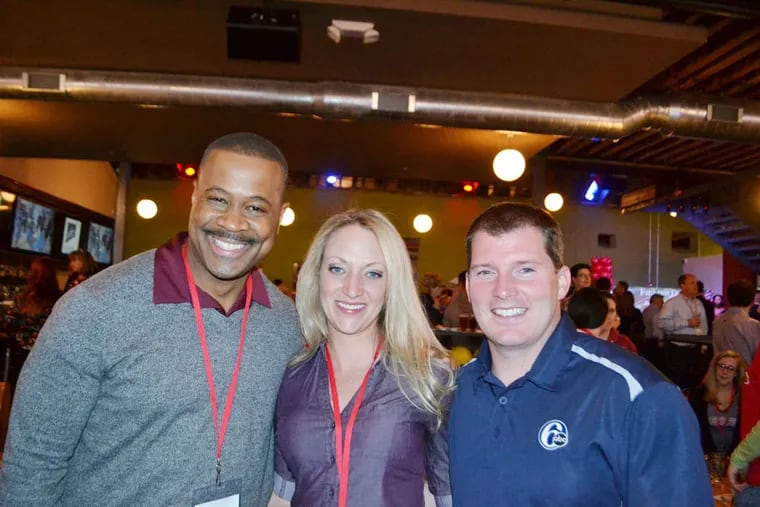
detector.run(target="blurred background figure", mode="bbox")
[712,280,760,366]
[617,291,644,345]
[562,262,592,310]
[642,294,664,339]
[697,280,716,335]
[728,419,760,507]
[568,262,591,296]
[443,271,472,328]
[713,294,726,317]
[419,271,443,325]
[1,257,62,382]
[594,276,612,293]
[613,280,629,300]
[272,278,293,298]
[63,249,98,293]
[436,288,453,316]
[750,292,760,322]
[8,257,62,335]
[567,287,637,354]
[689,350,745,456]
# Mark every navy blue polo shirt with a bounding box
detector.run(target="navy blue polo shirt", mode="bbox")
[448,314,713,506]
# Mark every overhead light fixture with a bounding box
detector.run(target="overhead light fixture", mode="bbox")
[136,199,158,219]
[544,192,564,212]
[413,214,433,233]
[327,19,379,44]
[280,207,295,226]
[493,149,525,182]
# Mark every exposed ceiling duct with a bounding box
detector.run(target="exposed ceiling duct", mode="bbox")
[1,66,759,144]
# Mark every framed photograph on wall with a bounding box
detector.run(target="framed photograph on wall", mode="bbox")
[10,197,55,255]
[87,222,113,264]
[60,217,82,254]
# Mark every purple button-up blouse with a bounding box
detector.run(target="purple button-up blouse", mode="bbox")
[274,344,452,507]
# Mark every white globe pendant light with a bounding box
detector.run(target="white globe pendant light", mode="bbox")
[136,199,158,219]
[413,214,433,233]
[544,192,564,212]
[493,149,526,182]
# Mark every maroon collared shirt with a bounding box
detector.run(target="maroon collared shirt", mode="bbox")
[274,344,452,507]
[152,233,271,314]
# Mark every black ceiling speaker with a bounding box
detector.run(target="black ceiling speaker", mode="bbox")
[227,6,300,62]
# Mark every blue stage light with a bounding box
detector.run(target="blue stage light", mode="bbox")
[326,174,339,186]
[584,179,599,201]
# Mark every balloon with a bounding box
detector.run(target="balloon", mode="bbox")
[450,346,473,366]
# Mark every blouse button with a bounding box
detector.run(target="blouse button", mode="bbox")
[498,396,508,405]
[330,455,335,464]
[328,488,335,497]
[330,421,336,429]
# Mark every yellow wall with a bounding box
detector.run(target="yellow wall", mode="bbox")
[0,157,117,218]
[124,180,721,290]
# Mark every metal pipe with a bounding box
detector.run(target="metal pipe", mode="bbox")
[1,66,759,143]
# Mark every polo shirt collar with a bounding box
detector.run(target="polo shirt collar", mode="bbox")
[472,313,577,392]
[153,233,271,316]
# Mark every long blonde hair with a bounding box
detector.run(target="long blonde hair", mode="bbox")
[702,350,745,404]
[293,209,455,423]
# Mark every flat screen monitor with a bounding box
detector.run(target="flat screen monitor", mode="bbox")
[10,197,55,254]
[87,222,113,264]
[60,217,83,255]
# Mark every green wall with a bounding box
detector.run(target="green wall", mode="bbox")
[125,179,721,290]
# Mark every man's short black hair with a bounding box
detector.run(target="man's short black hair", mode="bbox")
[727,279,755,307]
[594,277,612,292]
[567,287,608,329]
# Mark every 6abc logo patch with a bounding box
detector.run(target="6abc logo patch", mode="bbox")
[538,419,569,451]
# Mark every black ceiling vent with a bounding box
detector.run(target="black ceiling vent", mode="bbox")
[226,7,300,63]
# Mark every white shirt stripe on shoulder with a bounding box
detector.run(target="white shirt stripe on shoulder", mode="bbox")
[570,344,644,401]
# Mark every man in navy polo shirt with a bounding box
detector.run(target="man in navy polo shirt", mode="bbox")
[448,202,713,506]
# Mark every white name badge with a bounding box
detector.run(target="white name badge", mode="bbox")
[192,478,241,507]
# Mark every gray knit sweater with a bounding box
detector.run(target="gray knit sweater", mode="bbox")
[0,249,301,506]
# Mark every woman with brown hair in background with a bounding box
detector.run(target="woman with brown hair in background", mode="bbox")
[63,249,98,293]
[2,256,62,382]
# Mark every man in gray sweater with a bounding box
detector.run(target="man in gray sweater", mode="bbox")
[0,132,302,506]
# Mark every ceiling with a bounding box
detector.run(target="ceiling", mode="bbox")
[0,0,759,206]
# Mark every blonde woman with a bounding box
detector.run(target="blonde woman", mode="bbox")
[689,350,746,454]
[273,209,455,507]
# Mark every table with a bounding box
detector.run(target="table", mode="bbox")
[665,333,713,346]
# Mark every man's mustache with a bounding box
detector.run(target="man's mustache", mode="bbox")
[204,229,258,245]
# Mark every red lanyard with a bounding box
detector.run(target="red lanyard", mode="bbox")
[325,340,382,507]
[182,243,253,485]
